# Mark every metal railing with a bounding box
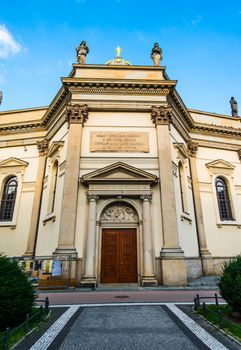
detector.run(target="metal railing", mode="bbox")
[194,293,241,337]
[0,297,49,350]
[194,293,222,309]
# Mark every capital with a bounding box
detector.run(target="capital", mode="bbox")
[140,194,152,202]
[37,139,49,156]
[237,149,241,160]
[87,194,99,202]
[151,105,172,125]
[66,104,88,126]
[187,140,199,157]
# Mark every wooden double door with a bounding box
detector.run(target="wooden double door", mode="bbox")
[101,228,137,283]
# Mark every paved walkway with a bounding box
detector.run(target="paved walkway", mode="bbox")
[38,289,219,305]
[25,304,240,350]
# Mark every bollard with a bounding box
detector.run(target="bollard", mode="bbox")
[25,314,29,334]
[215,293,218,306]
[196,294,200,307]
[39,305,43,320]
[3,327,10,350]
[194,297,197,310]
[45,297,49,313]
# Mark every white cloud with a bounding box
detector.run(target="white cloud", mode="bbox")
[192,15,202,26]
[0,24,22,58]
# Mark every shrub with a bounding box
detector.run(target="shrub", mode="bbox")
[0,254,35,331]
[218,255,241,313]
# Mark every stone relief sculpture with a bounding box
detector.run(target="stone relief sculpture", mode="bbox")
[101,203,138,222]
[151,43,162,66]
[76,40,89,64]
[230,97,238,117]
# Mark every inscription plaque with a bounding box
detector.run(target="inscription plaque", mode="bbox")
[90,132,149,153]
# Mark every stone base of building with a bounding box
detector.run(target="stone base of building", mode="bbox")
[53,247,78,257]
[201,251,215,276]
[80,277,97,288]
[160,248,187,286]
[141,276,158,287]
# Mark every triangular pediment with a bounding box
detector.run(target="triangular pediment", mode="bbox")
[206,159,235,170]
[47,141,64,158]
[0,157,28,168]
[82,162,158,184]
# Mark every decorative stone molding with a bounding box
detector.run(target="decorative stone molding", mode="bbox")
[187,140,199,157]
[238,149,241,160]
[140,194,152,202]
[47,141,64,159]
[101,203,138,223]
[0,157,28,179]
[206,159,235,177]
[151,105,172,125]
[65,104,88,126]
[87,194,99,202]
[37,139,49,156]
[174,143,189,161]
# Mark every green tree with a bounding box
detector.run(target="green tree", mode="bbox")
[218,255,241,313]
[0,254,35,330]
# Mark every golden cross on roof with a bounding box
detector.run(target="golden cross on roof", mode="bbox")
[116,46,121,57]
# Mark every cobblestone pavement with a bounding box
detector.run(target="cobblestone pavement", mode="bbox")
[37,305,239,350]
[28,303,241,350]
[60,306,200,350]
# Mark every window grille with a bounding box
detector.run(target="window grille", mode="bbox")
[215,177,233,221]
[0,176,18,221]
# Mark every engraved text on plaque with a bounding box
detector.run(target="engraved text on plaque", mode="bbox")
[90,132,149,153]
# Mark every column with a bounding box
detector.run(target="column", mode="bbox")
[25,139,49,257]
[141,194,157,286]
[81,194,98,287]
[151,105,187,286]
[187,141,214,275]
[54,104,88,256]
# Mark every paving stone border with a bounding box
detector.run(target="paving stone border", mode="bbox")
[30,305,79,350]
[166,304,229,350]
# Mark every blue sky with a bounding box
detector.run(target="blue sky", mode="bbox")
[0,0,241,115]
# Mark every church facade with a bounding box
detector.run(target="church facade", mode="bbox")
[0,44,241,287]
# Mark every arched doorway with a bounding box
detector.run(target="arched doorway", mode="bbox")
[100,202,138,283]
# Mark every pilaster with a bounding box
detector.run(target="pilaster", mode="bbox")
[187,141,214,275]
[140,194,157,286]
[152,105,187,286]
[54,104,88,257]
[81,194,98,288]
[24,139,49,257]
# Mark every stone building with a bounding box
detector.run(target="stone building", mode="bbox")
[0,45,241,287]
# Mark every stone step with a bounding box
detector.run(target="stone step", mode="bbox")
[187,275,218,288]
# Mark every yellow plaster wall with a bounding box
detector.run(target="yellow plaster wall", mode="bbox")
[170,126,199,257]
[196,146,241,256]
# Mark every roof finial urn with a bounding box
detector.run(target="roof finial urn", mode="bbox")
[151,43,162,66]
[76,40,89,64]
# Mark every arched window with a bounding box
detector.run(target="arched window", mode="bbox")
[215,177,233,221]
[0,176,18,221]
[178,162,189,214]
[178,163,185,212]
[49,161,58,213]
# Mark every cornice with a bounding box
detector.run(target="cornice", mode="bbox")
[41,86,70,126]
[192,123,241,137]
[169,90,194,128]
[0,106,48,115]
[62,78,176,96]
[0,122,44,133]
